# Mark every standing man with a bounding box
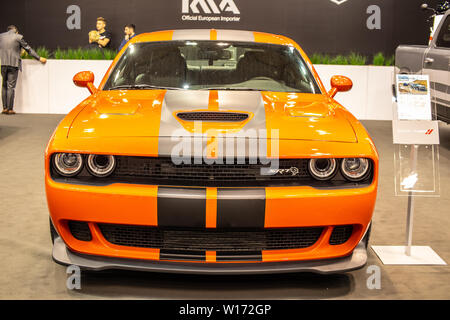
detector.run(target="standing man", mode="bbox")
[0,25,46,115]
[118,24,136,51]
[88,17,112,49]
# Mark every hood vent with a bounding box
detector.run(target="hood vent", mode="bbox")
[176,111,249,122]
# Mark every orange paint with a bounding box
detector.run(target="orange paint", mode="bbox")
[206,90,219,158]
[206,187,218,228]
[210,29,218,41]
[206,251,217,262]
[208,90,219,111]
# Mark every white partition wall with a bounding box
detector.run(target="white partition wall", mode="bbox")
[11,60,395,120]
[314,65,369,120]
[47,60,112,114]
[14,59,112,114]
[366,66,396,120]
[14,60,50,114]
[314,65,395,121]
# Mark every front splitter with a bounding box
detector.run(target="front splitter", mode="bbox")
[52,237,367,275]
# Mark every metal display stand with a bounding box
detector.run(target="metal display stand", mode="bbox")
[371,74,446,265]
[405,145,418,257]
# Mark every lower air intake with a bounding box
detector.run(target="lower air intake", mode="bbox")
[329,225,353,245]
[98,224,324,251]
[68,220,92,241]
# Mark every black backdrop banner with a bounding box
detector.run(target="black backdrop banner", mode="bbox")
[0,0,440,55]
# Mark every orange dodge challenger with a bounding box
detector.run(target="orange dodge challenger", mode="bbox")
[46,29,378,274]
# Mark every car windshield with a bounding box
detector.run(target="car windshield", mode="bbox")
[103,41,321,93]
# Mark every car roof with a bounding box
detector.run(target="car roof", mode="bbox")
[128,29,299,48]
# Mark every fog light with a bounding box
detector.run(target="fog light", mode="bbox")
[86,154,116,177]
[308,158,337,180]
[53,153,83,177]
[341,158,370,181]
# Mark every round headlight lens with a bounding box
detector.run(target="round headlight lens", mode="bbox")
[341,158,370,181]
[86,154,116,177]
[53,153,83,177]
[308,158,337,180]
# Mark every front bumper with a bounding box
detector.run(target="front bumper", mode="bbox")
[52,236,368,275]
[47,181,376,264]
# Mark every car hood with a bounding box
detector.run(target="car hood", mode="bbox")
[68,90,357,143]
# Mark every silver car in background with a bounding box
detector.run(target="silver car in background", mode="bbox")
[396,9,450,123]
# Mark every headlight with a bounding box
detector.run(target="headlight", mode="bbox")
[308,158,337,180]
[341,158,371,181]
[53,153,83,177]
[86,154,116,177]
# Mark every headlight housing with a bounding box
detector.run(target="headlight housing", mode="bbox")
[341,158,371,181]
[86,154,116,177]
[308,158,337,181]
[53,153,83,177]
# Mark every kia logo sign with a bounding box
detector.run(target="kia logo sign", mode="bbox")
[182,0,240,14]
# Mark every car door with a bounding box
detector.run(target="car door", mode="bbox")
[423,13,450,122]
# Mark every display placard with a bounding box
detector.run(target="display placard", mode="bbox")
[393,74,440,145]
[392,73,440,196]
[392,120,440,145]
[396,74,432,120]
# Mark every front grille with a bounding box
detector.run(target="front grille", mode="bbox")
[98,224,324,251]
[68,221,92,241]
[112,156,310,187]
[329,225,353,245]
[52,155,374,188]
[177,111,249,122]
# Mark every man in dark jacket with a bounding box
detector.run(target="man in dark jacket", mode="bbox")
[0,25,46,115]
[118,24,136,51]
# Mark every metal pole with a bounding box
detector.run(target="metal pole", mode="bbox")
[405,191,414,256]
[405,145,419,256]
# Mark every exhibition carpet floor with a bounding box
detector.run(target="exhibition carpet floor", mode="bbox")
[0,114,449,300]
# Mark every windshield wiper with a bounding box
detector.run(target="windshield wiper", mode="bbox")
[107,84,183,91]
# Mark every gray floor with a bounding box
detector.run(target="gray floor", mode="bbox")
[0,114,449,300]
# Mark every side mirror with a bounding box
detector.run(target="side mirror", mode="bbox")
[328,75,353,98]
[73,71,97,94]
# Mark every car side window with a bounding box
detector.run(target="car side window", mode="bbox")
[436,16,450,48]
